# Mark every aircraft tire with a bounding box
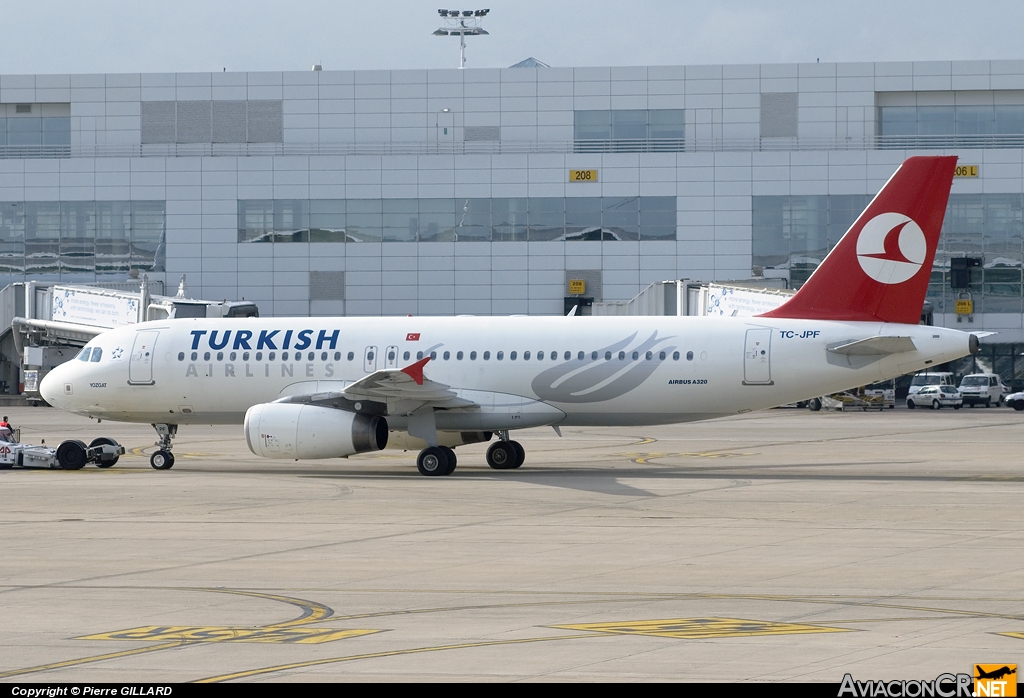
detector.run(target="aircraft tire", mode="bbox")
[417,446,449,476]
[439,446,457,475]
[150,450,174,470]
[57,440,89,470]
[90,437,120,467]
[509,441,525,469]
[486,441,517,470]
[807,397,822,412]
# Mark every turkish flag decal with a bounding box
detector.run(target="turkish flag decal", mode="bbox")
[406,333,420,341]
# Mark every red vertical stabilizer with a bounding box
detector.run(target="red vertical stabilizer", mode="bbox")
[759,156,957,324]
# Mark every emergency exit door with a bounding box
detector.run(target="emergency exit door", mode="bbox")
[743,328,772,385]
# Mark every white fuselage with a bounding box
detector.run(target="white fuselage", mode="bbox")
[42,315,973,432]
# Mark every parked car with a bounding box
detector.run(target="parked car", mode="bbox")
[1005,391,1024,411]
[957,373,1009,407]
[906,385,963,410]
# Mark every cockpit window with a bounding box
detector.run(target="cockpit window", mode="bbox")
[90,348,102,362]
[77,347,92,361]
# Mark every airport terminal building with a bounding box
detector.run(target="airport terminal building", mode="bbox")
[2,59,1024,379]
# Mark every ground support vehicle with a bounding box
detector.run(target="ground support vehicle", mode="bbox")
[1005,391,1024,411]
[958,373,1009,407]
[0,438,124,470]
[906,386,963,410]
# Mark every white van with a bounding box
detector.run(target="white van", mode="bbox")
[958,373,1009,407]
[908,372,956,396]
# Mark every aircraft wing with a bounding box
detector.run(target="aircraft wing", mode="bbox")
[342,359,475,408]
[828,336,917,356]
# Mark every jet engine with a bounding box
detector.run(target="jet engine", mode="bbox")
[244,403,388,459]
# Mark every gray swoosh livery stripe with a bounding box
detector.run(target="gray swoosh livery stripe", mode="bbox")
[531,331,676,403]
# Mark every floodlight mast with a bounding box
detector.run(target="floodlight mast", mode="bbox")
[435,9,490,69]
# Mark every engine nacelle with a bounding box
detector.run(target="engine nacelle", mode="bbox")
[244,403,388,460]
[386,430,493,451]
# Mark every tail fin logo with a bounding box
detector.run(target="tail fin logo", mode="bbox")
[856,213,927,285]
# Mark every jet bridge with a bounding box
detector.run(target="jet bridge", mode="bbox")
[0,275,258,401]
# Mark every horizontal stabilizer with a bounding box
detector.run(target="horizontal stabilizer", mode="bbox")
[827,336,917,356]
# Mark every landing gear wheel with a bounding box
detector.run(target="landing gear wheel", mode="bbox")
[150,450,174,470]
[807,397,822,412]
[417,446,449,476]
[486,441,517,470]
[439,446,457,475]
[56,440,88,470]
[509,440,525,469]
[90,437,120,468]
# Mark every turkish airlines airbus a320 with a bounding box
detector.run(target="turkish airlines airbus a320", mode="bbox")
[40,156,978,476]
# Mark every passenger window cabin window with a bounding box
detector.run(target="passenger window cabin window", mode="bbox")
[283,352,289,361]
[686,351,693,360]
[347,352,355,361]
[551,351,557,361]
[457,351,464,360]
[229,352,236,361]
[204,352,211,361]
[178,352,185,361]
[430,351,437,360]
[659,351,666,360]
[578,351,584,360]
[605,351,612,360]
[497,351,504,360]
[217,352,224,361]
[191,352,198,361]
[523,351,530,360]
[443,351,450,360]
[256,352,263,361]
[243,352,250,361]
[334,351,341,361]
[321,352,327,361]
[564,351,571,360]
[510,351,517,360]
[619,351,626,360]
[269,352,276,361]
[417,351,423,360]
[483,351,490,360]
[632,351,639,360]
[538,351,545,360]
[308,352,314,361]
[592,351,598,360]
[403,351,410,361]
[387,350,395,361]
[645,351,652,360]
[367,351,374,362]
[470,351,477,360]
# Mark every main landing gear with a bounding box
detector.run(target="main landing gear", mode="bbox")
[486,430,525,471]
[414,431,526,476]
[150,423,177,470]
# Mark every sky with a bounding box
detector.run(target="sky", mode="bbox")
[1,0,1022,75]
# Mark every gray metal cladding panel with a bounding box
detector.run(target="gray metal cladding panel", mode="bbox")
[247,100,283,143]
[310,270,346,300]
[212,100,247,143]
[760,92,798,138]
[140,101,176,144]
[176,100,213,143]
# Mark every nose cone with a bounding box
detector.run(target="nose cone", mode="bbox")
[39,362,70,408]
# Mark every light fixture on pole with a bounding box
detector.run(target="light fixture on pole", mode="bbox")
[434,9,490,69]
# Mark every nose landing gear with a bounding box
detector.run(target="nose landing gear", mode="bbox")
[150,423,177,470]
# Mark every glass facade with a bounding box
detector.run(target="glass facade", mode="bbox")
[238,197,677,243]
[752,194,1024,313]
[574,110,685,151]
[0,117,71,155]
[879,105,1024,147]
[0,201,165,281]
